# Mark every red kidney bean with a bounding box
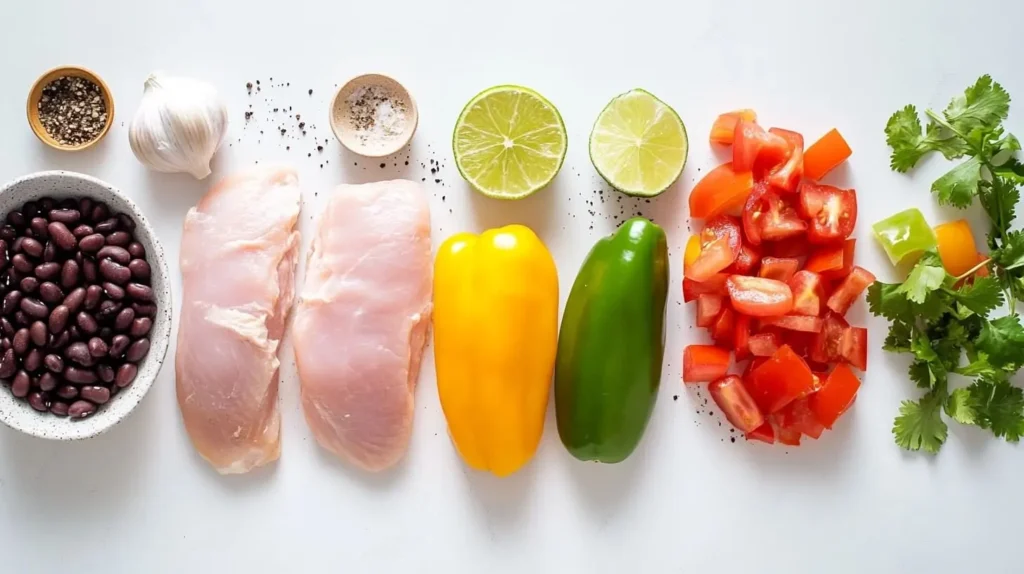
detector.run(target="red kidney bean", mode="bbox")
[105,231,131,247]
[126,338,150,362]
[115,363,137,388]
[96,245,130,264]
[127,242,145,259]
[94,218,118,234]
[24,349,42,372]
[12,329,29,355]
[56,385,78,400]
[114,307,135,331]
[77,197,92,215]
[48,331,69,350]
[60,259,80,289]
[13,311,29,327]
[2,291,21,315]
[132,303,157,317]
[82,259,97,283]
[34,261,60,280]
[101,282,125,301]
[78,233,105,253]
[43,241,56,262]
[84,285,102,310]
[90,203,108,223]
[99,259,131,284]
[72,224,93,238]
[68,400,96,418]
[11,254,33,274]
[0,339,8,352]
[125,282,154,302]
[42,354,63,375]
[6,210,26,228]
[27,391,48,412]
[116,215,135,233]
[19,276,39,293]
[49,209,81,225]
[0,240,7,270]
[11,371,29,397]
[48,305,70,333]
[39,282,63,304]
[30,218,49,239]
[38,371,57,390]
[62,287,85,313]
[127,259,150,281]
[0,318,12,338]
[76,312,98,334]
[49,401,69,416]
[22,237,44,258]
[65,342,92,366]
[87,337,109,358]
[96,363,115,383]
[63,366,97,385]
[20,297,48,319]
[38,198,55,212]
[47,221,76,250]
[98,327,112,340]
[0,349,16,378]
[109,335,130,358]
[29,321,46,346]
[0,226,16,243]
[80,386,110,404]
[23,202,39,218]
[12,237,25,253]
[67,326,81,342]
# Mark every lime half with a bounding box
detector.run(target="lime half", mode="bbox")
[589,89,688,196]
[453,86,567,200]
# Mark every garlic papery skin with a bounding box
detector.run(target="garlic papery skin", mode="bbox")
[128,73,228,179]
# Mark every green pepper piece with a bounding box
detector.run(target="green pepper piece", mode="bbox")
[872,208,937,266]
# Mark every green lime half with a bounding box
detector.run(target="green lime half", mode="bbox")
[452,85,567,200]
[872,208,937,265]
[589,89,688,197]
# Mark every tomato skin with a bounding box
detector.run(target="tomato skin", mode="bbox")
[709,375,765,433]
[726,275,794,317]
[745,421,775,444]
[778,397,825,439]
[788,270,826,316]
[746,345,816,414]
[798,181,858,244]
[803,128,852,181]
[683,273,729,302]
[685,236,737,282]
[809,363,861,428]
[683,345,731,383]
[826,266,876,316]
[734,314,752,360]
[689,163,755,220]
[758,257,800,282]
[710,109,757,145]
[764,236,811,258]
[728,243,761,275]
[763,315,823,333]
[841,326,868,371]
[711,307,736,346]
[743,186,807,245]
[733,120,789,172]
[696,294,724,328]
[765,128,804,193]
[811,313,850,364]
[748,332,780,357]
[823,239,856,280]
[702,216,743,252]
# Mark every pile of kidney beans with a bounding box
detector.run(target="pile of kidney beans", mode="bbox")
[0,196,156,419]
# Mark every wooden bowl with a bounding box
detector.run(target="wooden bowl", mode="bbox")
[27,66,115,152]
[329,73,418,157]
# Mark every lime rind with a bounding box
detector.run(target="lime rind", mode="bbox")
[589,88,688,197]
[453,85,568,200]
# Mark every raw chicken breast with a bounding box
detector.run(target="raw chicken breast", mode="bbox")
[176,166,301,474]
[293,180,432,472]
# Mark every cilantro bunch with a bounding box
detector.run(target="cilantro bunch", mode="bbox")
[874,76,1024,453]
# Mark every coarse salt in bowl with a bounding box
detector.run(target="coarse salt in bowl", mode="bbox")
[329,73,418,157]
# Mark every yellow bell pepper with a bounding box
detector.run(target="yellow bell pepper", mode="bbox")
[433,225,558,477]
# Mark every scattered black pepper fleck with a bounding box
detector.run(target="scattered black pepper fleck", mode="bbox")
[308,89,313,95]
[673,395,679,401]
[380,163,386,169]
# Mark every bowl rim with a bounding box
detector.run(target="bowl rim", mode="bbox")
[0,170,171,440]
[329,72,419,158]
[26,66,116,152]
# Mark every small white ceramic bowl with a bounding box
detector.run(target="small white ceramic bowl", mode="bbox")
[0,171,172,440]
[329,73,418,157]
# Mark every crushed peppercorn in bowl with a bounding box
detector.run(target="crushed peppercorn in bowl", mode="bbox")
[330,73,418,157]
[27,66,115,152]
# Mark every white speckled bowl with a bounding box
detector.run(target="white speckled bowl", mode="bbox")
[0,171,171,440]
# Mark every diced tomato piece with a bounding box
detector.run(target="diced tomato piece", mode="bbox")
[743,185,807,245]
[682,345,731,383]
[711,307,736,346]
[709,375,765,433]
[696,294,725,328]
[683,235,702,273]
[689,163,755,220]
[841,326,868,371]
[798,371,825,400]
[808,363,861,428]
[702,215,743,252]
[765,128,804,193]
[803,128,852,181]
[748,332,780,357]
[683,273,729,302]
[726,275,794,317]
[745,421,775,444]
[778,397,825,439]
[746,345,816,414]
[826,266,875,315]
[709,109,757,145]
[763,315,823,333]
[734,314,752,360]
[804,244,843,275]
[785,331,818,361]
[733,120,789,172]
[788,270,826,316]
[798,181,858,244]
[764,236,811,258]
[823,239,856,280]
[811,313,849,364]
[686,237,736,282]
[758,257,800,282]
[727,243,761,275]
[770,413,802,446]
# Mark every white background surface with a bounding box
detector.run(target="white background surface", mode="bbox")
[0,1,1021,572]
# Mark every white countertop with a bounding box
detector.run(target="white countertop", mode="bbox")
[1,0,1022,572]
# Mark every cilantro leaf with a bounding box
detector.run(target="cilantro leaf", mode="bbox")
[980,176,1019,232]
[867,281,912,321]
[966,379,1024,442]
[952,276,1003,315]
[898,255,947,302]
[908,360,935,390]
[954,354,999,378]
[885,105,969,172]
[893,392,949,453]
[976,315,1024,369]
[943,75,1010,135]
[883,321,912,352]
[945,388,978,425]
[932,156,982,207]
[992,229,1024,271]
[993,157,1024,184]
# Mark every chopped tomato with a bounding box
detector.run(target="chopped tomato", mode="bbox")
[770,413,802,446]
[696,294,724,328]
[709,375,765,433]
[734,314,752,360]
[726,275,794,317]
[727,243,761,275]
[804,240,855,280]
[748,332,780,357]
[811,313,849,364]
[808,363,860,428]
[746,345,816,413]
[798,181,857,244]
[803,128,852,181]
[684,235,702,272]
[788,270,826,316]
[785,331,818,361]
[765,128,804,193]
[683,345,731,383]
[934,219,979,277]
[763,236,811,258]
[744,357,768,378]
[686,216,743,282]
[743,186,807,245]
[709,109,757,145]
[758,257,800,282]
[733,120,789,172]
[683,273,729,302]
[798,371,825,400]
[689,163,755,220]
[712,307,736,346]
[746,421,775,444]
[763,315,823,333]
[702,215,743,252]
[823,239,856,280]
[778,397,825,439]
[826,266,875,315]
[841,326,868,371]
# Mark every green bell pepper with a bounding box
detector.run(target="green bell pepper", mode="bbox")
[555,217,669,463]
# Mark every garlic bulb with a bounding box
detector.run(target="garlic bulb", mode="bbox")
[128,73,228,179]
